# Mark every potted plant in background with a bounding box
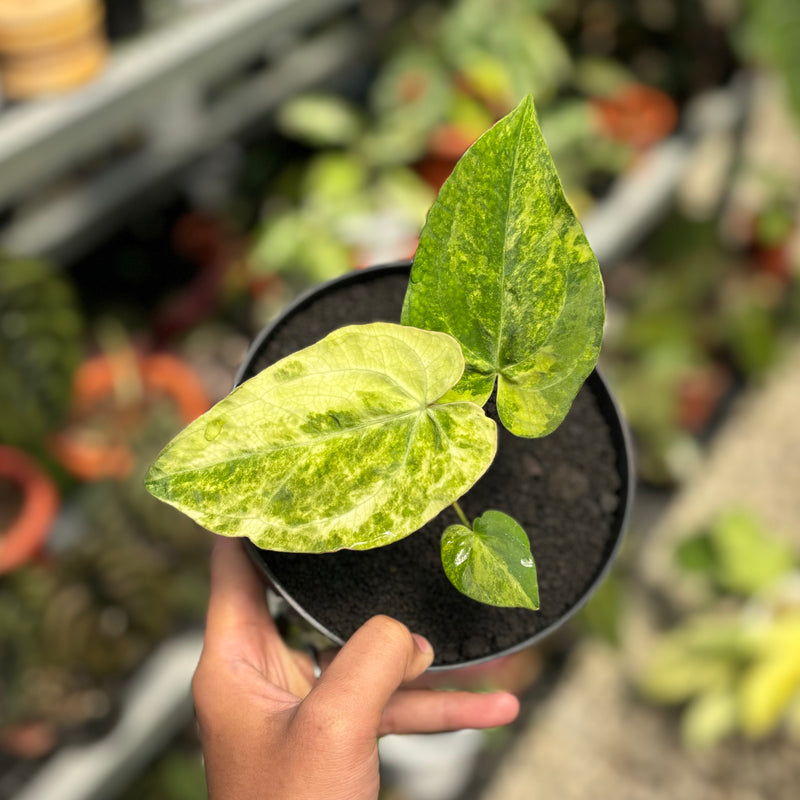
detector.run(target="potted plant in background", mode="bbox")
[1,257,83,574]
[146,96,633,668]
[0,445,59,574]
[638,509,800,749]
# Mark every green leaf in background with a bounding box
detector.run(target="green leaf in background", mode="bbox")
[441,510,539,610]
[0,256,85,448]
[575,570,622,645]
[710,511,795,596]
[682,687,738,750]
[402,96,604,438]
[637,617,756,705]
[277,93,364,148]
[249,212,353,284]
[737,0,800,122]
[369,46,452,128]
[675,534,717,573]
[146,323,496,553]
[302,152,370,219]
[363,46,453,167]
[441,0,571,105]
[676,513,796,596]
[739,615,800,739]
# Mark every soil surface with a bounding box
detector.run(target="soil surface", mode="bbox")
[240,264,628,667]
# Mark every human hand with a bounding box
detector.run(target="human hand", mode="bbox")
[192,538,520,800]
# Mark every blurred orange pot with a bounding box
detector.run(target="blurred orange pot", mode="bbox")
[50,352,210,481]
[416,124,479,191]
[592,84,678,150]
[0,445,59,573]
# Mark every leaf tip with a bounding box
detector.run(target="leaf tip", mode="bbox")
[521,593,540,612]
[143,461,167,500]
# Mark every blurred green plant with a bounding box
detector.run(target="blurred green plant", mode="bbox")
[735,0,800,121]
[638,510,800,749]
[676,510,796,596]
[0,256,85,452]
[251,0,650,284]
[118,746,207,800]
[574,569,624,645]
[0,406,209,747]
[604,212,798,485]
[440,0,571,107]
[249,152,432,284]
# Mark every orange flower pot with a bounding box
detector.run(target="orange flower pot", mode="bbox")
[50,353,210,481]
[592,84,678,150]
[0,445,59,574]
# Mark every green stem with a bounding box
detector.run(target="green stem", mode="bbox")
[452,501,470,528]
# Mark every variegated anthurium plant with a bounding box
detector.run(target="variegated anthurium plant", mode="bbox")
[145,96,604,611]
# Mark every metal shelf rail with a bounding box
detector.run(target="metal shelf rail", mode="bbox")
[0,0,373,263]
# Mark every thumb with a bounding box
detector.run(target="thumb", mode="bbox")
[299,615,433,738]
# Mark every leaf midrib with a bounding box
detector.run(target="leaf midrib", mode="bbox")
[473,535,535,605]
[189,415,431,533]
[495,102,526,371]
[156,404,442,478]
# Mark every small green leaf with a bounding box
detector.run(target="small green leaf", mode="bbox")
[709,510,796,596]
[675,534,716,573]
[277,93,364,147]
[682,688,738,749]
[146,323,496,553]
[441,510,539,610]
[402,95,604,437]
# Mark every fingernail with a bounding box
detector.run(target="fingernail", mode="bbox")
[412,633,433,654]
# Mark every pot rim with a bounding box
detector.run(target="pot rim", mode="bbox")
[236,261,635,670]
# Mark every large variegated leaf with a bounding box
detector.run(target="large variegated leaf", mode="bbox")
[402,95,604,437]
[441,510,539,610]
[145,323,496,553]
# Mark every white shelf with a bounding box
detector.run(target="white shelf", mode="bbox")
[0,0,369,261]
[583,76,752,267]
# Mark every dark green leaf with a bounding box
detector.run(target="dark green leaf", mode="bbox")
[0,257,84,447]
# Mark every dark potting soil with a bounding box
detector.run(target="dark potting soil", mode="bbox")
[241,265,626,667]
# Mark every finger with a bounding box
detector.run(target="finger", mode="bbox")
[291,643,343,687]
[403,653,519,690]
[204,537,277,646]
[300,615,433,737]
[379,689,520,735]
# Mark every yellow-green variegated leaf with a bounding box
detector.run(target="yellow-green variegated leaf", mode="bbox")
[441,510,539,610]
[145,323,496,553]
[402,95,604,437]
[739,616,800,739]
[682,688,738,750]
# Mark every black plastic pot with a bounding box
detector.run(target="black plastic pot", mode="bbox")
[236,262,634,669]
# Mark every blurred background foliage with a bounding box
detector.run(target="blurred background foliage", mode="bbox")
[3,0,800,798]
[639,510,800,750]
